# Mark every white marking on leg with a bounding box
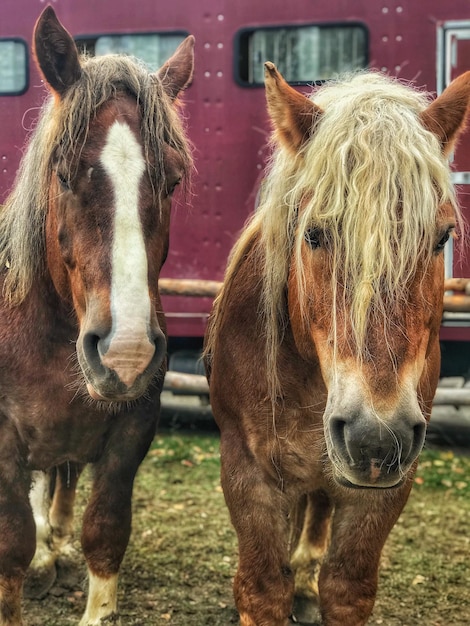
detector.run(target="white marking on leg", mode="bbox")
[29,471,55,570]
[80,571,119,626]
[99,121,154,388]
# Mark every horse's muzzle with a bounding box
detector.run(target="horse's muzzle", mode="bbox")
[77,326,167,402]
[326,408,426,489]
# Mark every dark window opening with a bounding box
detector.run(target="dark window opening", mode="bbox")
[76,32,188,72]
[236,23,368,86]
[0,39,28,95]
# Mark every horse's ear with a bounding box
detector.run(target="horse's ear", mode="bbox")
[33,6,82,98]
[421,71,470,156]
[157,36,195,101]
[264,62,322,153]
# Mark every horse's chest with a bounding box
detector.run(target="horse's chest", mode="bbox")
[249,408,328,490]
[7,395,110,469]
[0,357,109,468]
[26,431,106,470]
[279,438,327,488]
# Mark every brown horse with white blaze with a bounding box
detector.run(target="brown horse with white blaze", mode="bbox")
[0,7,193,625]
[205,65,470,625]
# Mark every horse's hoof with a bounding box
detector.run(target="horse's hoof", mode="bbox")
[289,617,321,626]
[79,613,121,626]
[24,563,57,599]
[291,596,322,625]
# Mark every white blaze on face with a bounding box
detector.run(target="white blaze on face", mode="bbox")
[98,121,155,388]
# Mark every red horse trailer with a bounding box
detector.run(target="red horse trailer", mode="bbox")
[1,0,470,374]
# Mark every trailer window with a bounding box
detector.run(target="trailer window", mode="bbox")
[236,24,368,86]
[77,33,187,72]
[0,39,27,95]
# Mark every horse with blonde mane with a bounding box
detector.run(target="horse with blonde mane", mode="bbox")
[0,7,193,625]
[205,64,470,625]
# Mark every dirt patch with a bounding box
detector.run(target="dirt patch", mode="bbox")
[23,433,470,625]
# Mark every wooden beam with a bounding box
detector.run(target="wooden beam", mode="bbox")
[444,277,470,293]
[162,372,470,407]
[433,387,470,406]
[159,278,222,298]
[164,371,209,395]
[443,294,470,312]
[157,277,470,311]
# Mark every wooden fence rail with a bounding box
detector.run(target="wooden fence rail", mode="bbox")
[159,278,222,298]
[443,277,470,312]
[158,277,470,310]
[160,278,470,406]
[433,387,470,406]
[163,372,470,407]
[163,371,209,395]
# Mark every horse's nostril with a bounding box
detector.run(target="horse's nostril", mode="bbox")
[85,333,99,352]
[330,417,347,450]
[81,332,106,376]
[411,420,426,456]
[153,329,167,363]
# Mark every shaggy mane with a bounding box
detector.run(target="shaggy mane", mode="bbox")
[206,72,461,399]
[0,53,192,304]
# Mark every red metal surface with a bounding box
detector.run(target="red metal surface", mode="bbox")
[2,0,470,337]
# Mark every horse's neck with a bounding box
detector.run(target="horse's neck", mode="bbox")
[215,241,323,404]
[27,271,78,336]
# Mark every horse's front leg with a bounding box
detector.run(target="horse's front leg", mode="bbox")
[319,485,411,626]
[220,435,294,626]
[79,468,130,625]
[79,465,132,626]
[79,416,156,626]
[0,487,35,626]
[0,437,35,625]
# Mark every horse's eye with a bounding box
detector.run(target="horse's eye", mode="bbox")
[304,228,322,249]
[435,229,452,254]
[167,178,181,196]
[56,171,71,191]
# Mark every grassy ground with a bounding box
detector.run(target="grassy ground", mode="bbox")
[23,433,470,625]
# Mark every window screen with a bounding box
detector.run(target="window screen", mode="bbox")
[77,33,187,72]
[237,24,368,86]
[0,39,28,95]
